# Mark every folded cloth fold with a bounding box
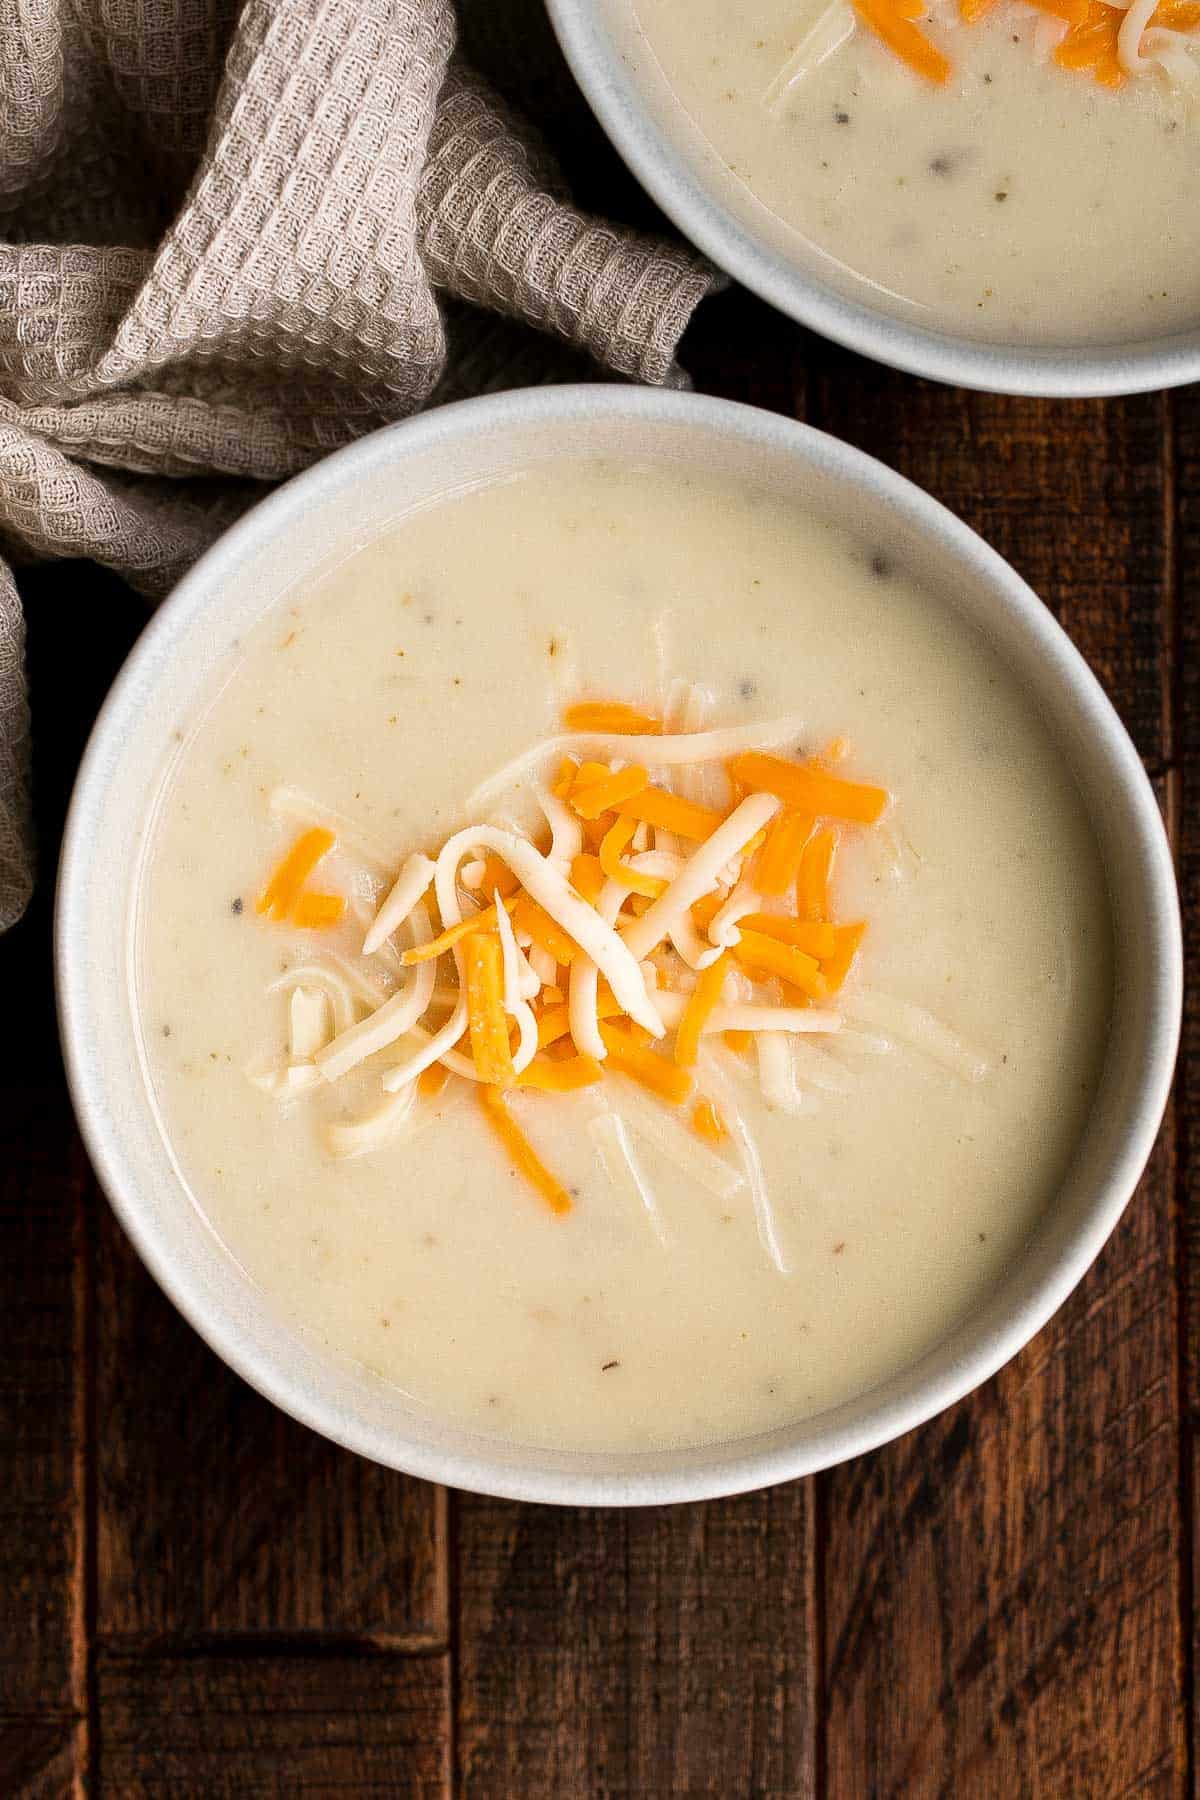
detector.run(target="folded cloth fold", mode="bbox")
[0,0,714,929]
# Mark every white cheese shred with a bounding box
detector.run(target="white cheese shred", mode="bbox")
[362,852,436,956]
[315,900,438,1082]
[588,1110,668,1245]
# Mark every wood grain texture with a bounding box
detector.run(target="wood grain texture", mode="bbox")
[1174,384,1199,1780]
[454,1485,815,1797]
[0,568,146,1791]
[0,1090,87,1724]
[95,1204,448,1646]
[0,1718,86,1800]
[96,1653,450,1796]
[812,361,1184,1796]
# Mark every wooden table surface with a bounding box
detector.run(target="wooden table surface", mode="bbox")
[0,282,1194,1796]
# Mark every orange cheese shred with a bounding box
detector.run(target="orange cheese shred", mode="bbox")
[796,826,838,924]
[257,827,336,920]
[727,751,888,826]
[1055,0,1125,83]
[464,930,515,1085]
[852,0,952,82]
[733,929,829,1000]
[737,914,838,959]
[569,852,606,906]
[598,815,667,899]
[418,1063,451,1100]
[820,922,868,995]
[291,891,347,931]
[512,893,580,967]
[600,1021,694,1105]
[1027,0,1090,20]
[691,1098,728,1143]
[561,701,662,734]
[690,892,723,932]
[723,1029,752,1056]
[478,1086,572,1214]
[614,788,726,842]
[552,757,580,799]
[536,991,625,1050]
[571,764,650,819]
[474,854,522,899]
[402,900,512,965]
[518,1052,604,1092]
[755,809,814,896]
[1155,0,1200,25]
[674,951,729,1068]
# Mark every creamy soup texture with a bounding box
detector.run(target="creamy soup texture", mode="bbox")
[630,0,1200,342]
[139,459,1111,1453]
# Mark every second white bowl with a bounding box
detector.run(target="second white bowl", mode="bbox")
[547,0,1200,397]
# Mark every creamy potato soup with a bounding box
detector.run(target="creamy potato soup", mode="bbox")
[630,0,1200,342]
[138,460,1111,1453]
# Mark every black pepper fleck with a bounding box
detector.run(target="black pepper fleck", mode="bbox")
[870,553,892,578]
[834,108,850,123]
[231,896,243,915]
[162,1024,171,1038]
[994,190,1008,202]
[601,1360,620,1372]
[738,678,757,699]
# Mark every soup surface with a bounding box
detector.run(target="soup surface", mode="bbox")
[629,0,1200,343]
[139,459,1111,1453]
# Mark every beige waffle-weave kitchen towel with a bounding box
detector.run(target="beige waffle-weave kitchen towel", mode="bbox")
[0,0,715,930]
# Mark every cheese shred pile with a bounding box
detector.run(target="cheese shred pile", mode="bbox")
[771,0,1198,95]
[245,690,986,1264]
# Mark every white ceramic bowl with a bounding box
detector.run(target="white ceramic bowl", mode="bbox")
[57,387,1181,1504]
[546,0,1200,397]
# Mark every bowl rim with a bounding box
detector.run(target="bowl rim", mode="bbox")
[55,384,1182,1505]
[545,0,1200,398]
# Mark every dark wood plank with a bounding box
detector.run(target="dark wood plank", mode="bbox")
[0,1089,87,1724]
[454,1485,815,1797]
[811,361,1183,1795]
[96,1652,450,1797]
[0,1718,85,1800]
[0,567,145,1791]
[1174,384,1199,1792]
[683,286,809,416]
[95,1205,448,1646]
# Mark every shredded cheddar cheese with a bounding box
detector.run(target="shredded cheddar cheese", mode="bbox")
[249,690,901,1223]
[479,1086,573,1214]
[291,892,346,930]
[691,1098,729,1143]
[852,0,1194,86]
[561,701,663,734]
[465,931,515,1085]
[675,953,730,1068]
[756,808,814,897]
[571,764,650,818]
[258,827,338,922]
[796,826,839,924]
